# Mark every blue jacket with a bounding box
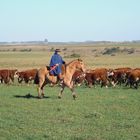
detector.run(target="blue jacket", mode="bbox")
[50,52,64,67]
[49,52,65,75]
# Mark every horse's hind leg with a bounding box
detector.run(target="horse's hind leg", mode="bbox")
[41,82,47,97]
[37,77,45,98]
[37,85,42,98]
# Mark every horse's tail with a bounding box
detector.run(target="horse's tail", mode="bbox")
[34,71,39,84]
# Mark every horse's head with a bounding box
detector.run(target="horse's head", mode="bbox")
[76,59,86,72]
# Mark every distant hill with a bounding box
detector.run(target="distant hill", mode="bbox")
[0,40,140,46]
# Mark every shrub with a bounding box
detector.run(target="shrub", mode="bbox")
[102,47,120,55]
[63,48,67,51]
[50,47,54,52]
[64,53,81,58]
[12,48,17,51]
[70,53,81,58]
[20,48,32,52]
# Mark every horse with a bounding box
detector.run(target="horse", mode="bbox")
[34,59,86,99]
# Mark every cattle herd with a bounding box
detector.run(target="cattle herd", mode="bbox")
[0,67,140,89]
[72,67,140,89]
[0,69,37,85]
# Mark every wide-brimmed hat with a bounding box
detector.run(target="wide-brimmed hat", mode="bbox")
[55,49,61,52]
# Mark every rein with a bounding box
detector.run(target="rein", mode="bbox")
[49,65,58,72]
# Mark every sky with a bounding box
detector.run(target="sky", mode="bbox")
[0,0,140,42]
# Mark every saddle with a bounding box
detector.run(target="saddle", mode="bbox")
[46,66,51,71]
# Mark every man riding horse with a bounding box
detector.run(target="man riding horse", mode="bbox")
[49,49,65,85]
[35,57,85,99]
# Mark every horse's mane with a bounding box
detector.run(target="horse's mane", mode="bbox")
[66,59,83,66]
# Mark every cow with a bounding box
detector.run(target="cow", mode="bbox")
[85,68,109,88]
[9,69,18,83]
[0,69,18,84]
[134,68,140,70]
[126,69,140,89]
[108,67,132,86]
[17,69,38,84]
[0,69,10,84]
[72,70,86,86]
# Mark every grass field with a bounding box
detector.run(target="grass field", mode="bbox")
[0,43,140,140]
[0,84,140,140]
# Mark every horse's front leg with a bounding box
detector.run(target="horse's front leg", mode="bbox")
[65,81,77,100]
[58,84,65,99]
[70,81,77,100]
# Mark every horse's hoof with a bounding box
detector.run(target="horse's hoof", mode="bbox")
[73,94,77,100]
[58,96,62,99]
[38,96,43,99]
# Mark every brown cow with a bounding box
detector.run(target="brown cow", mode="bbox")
[9,69,18,83]
[85,68,109,88]
[108,67,132,86]
[134,68,140,70]
[0,69,10,84]
[0,69,18,84]
[17,69,38,84]
[72,70,86,86]
[127,69,140,89]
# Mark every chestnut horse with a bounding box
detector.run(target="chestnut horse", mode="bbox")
[34,59,85,99]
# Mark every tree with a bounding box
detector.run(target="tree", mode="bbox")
[44,38,48,44]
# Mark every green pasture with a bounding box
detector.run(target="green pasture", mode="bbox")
[0,44,140,139]
[0,84,140,140]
